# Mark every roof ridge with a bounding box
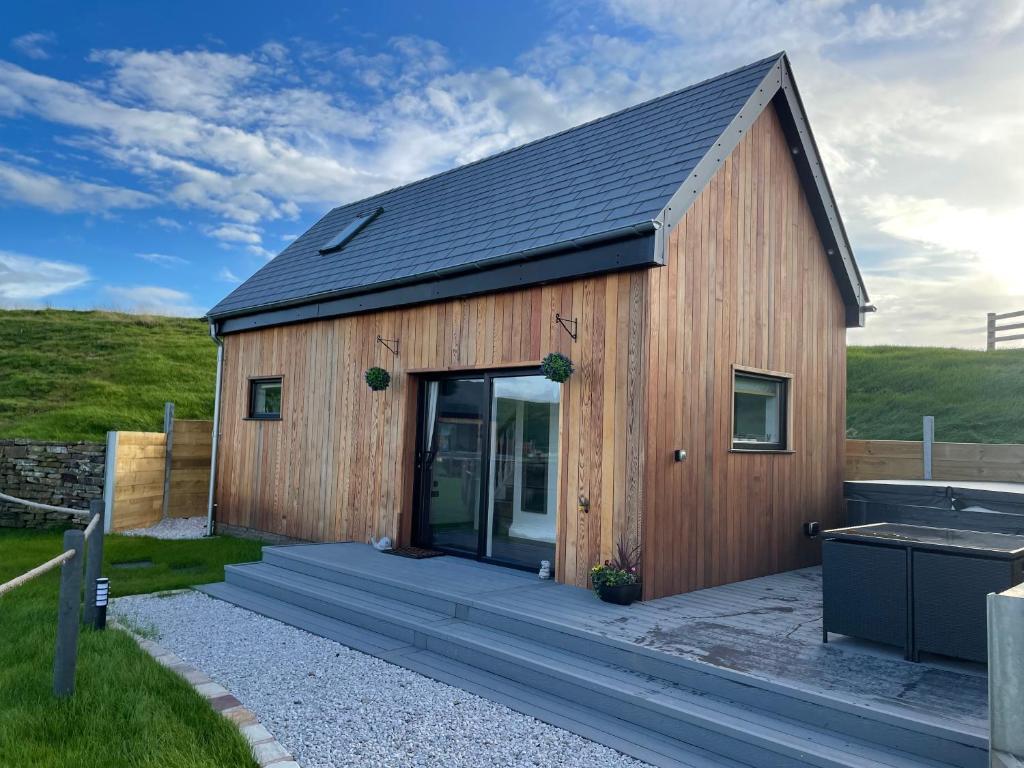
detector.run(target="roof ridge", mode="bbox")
[330,52,786,216]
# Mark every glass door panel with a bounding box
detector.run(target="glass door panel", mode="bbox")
[419,378,485,555]
[486,375,559,568]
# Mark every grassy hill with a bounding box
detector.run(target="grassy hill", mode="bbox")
[847,345,1024,443]
[0,310,215,442]
[1,309,1022,444]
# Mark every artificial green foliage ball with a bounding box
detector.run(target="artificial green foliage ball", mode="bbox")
[540,352,574,383]
[365,366,391,391]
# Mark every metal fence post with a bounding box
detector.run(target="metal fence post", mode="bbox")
[53,529,84,697]
[161,401,175,520]
[83,499,105,627]
[923,416,934,481]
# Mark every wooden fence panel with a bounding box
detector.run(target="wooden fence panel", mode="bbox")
[111,432,166,530]
[166,419,212,518]
[847,439,1024,483]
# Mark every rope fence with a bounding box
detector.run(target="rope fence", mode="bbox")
[0,549,75,598]
[0,490,91,517]
[0,492,107,696]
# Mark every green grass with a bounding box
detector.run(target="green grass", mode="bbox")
[847,346,1024,443]
[0,309,215,442]
[0,529,264,768]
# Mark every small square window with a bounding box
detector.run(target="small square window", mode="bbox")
[249,378,282,420]
[732,370,788,451]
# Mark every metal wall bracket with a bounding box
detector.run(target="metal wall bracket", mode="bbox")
[554,313,578,342]
[377,336,399,355]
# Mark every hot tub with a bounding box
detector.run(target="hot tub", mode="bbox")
[822,522,1024,662]
[845,479,1024,535]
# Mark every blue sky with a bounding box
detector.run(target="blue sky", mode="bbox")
[1,1,1022,346]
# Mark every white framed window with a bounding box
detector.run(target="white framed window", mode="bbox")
[731,367,791,451]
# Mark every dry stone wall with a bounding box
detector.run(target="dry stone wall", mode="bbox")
[0,439,105,529]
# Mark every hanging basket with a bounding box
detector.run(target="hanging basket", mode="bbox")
[365,367,391,391]
[540,352,574,383]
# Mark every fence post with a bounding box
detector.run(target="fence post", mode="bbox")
[161,402,175,520]
[53,529,84,697]
[988,585,1024,765]
[987,312,996,351]
[103,430,118,534]
[923,416,934,481]
[83,499,105,627]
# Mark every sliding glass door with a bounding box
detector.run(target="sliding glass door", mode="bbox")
[416,371,559,571]
[417,378,485,556]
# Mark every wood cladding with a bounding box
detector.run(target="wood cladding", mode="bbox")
[215,273,648,588]
[639,104,848,599]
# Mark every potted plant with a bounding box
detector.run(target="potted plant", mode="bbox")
[365,366,391,391]
[540,352,574,383]
[590,537,642,605]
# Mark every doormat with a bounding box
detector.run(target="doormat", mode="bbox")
[382,546,446,559]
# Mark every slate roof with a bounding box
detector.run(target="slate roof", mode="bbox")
[209,54,784,319]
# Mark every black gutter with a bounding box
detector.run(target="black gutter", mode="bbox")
[214,230,658,335]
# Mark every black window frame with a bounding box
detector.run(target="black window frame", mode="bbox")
[730,367,791,453]
[247,376,283,421]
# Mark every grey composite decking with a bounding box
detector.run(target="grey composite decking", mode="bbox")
[199,542,988,768]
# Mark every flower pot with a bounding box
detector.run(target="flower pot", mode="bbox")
[597,582,642,605]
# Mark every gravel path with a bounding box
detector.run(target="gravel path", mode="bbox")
[121,516,207,539]
[112,591,649,768]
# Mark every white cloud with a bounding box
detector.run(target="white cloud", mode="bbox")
[135,252,189,267]
[10,32,55,61]
[0,250,90,299]
[153,216,182,229]
[0,160,156,213]
[89,49,259,118]
[207,223,262,245]
[218,267,241,283]
[2,5,1023,346]
[861,195,1024,289]
[246,244,275,259]
[104,285,203,316]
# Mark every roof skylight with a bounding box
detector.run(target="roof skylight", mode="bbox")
[318,207,383,255]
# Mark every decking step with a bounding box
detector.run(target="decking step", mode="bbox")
[418,621,951,768]
[397,648,752,768]
[198,580,748,768]
[204,569,958,768]
[198,581,409,656]
[262,546,464,614]
[257,546,986,768]
[224,562,452,643]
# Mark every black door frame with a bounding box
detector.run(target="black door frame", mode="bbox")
[412,366,553,572]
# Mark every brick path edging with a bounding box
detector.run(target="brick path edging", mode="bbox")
[114,618,300,768]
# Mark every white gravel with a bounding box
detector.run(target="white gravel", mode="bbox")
[120,516,207,539]
[112,590,649,768]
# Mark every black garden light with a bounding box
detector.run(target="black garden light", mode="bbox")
[94,576,109,630]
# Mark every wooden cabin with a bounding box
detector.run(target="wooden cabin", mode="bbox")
[206,52,869,600]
